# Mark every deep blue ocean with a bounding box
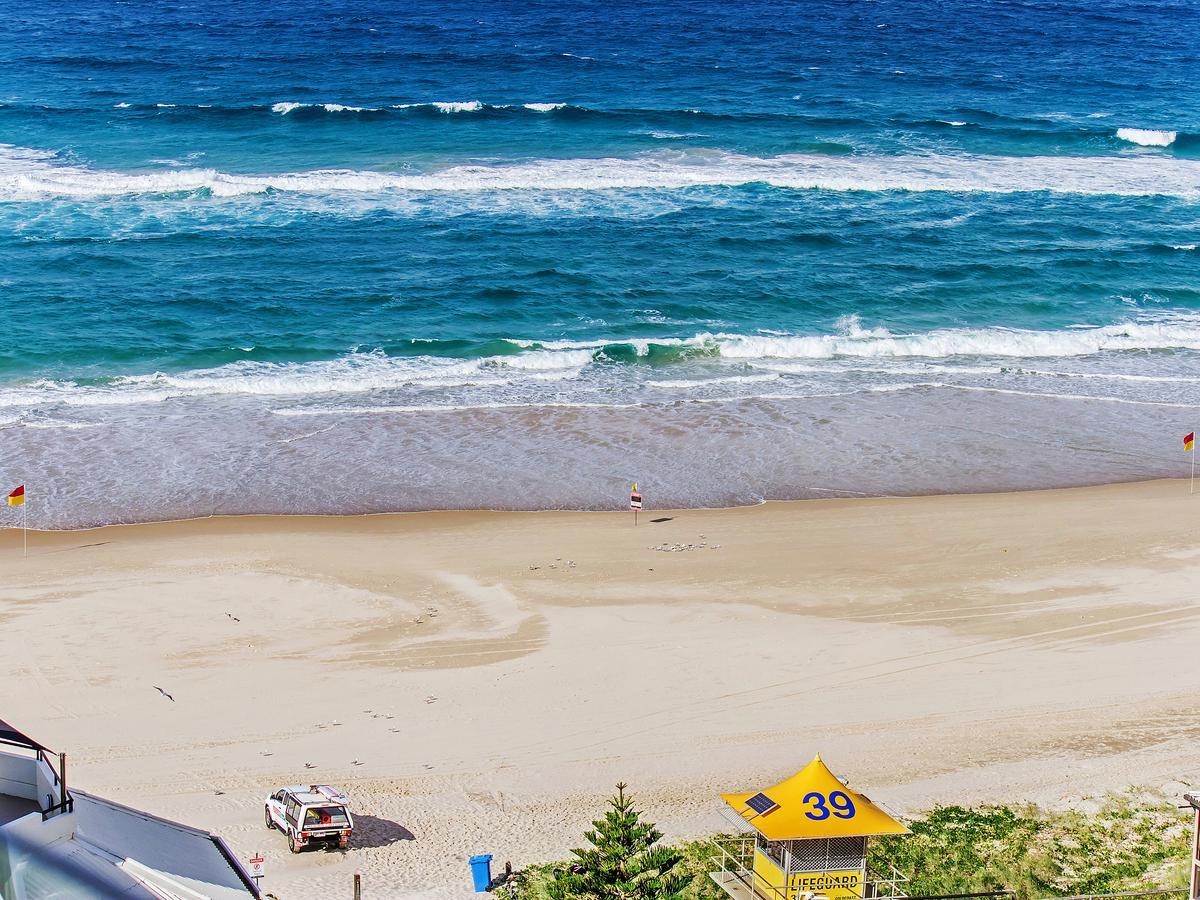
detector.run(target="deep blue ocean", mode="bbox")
[2,0,1200,526]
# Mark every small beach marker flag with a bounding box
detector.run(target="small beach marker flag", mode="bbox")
[7,485,25,556]
[1188,433,1196,494]
[630,482,642,526]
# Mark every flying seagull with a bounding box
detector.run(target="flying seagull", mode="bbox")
[153,686,174,702]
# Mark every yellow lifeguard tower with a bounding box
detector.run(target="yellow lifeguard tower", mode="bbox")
[711,755,909,900]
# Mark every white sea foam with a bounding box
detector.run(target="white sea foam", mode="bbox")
[934,384,1200,409]
[721,320,1200,361]
[1116,127,1177,147]
[523,103,565,112]
[1172,243,1197,251]
[503,336,699,356]
[0,353,504,409]
[939,120,968,126]
[272,102,377,114]
[272,399,640,416]
[266,386,965,418]
[484,348,594,370]
[20,418,108,429]
[433,100,482,113]
[0,346,603,410]
[647,374,780,389]
[390,100,483,113]
[3,316,1200,411]
[113,102,131,109]
[4,144,1199,200]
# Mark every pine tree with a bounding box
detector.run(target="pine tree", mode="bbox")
[549,782,688,900]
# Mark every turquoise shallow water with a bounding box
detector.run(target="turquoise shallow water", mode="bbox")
[2,0,1200,526]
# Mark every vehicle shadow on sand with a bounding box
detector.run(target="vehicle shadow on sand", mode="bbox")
[351,814,417,849]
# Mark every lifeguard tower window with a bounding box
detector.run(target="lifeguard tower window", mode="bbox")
[760,837,789,868]
[792,836,867,872]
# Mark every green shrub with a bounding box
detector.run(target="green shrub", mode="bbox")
[870,791,1191,898]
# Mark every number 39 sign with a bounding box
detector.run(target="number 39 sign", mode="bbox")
[802,790,856,821]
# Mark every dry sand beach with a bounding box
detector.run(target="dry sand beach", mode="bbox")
[1,480,1199,897]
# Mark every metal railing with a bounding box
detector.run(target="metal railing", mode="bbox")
[709,835,908,900]
[1050,891,1187,900]
[34,748,73,820]
[864,859,909,899]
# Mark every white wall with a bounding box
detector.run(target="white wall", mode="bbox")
[34,757,60,812]
[0,751,37,803]
[2,805,73,845]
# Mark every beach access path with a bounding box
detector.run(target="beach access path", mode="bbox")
[1,480,1198,897]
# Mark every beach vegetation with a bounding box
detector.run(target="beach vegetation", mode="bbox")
[499,783,717,900]
[545,782,688,900]
[868,790,1191,897]
[503,790,1189,899]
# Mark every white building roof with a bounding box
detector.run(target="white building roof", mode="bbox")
[73,790,259,899]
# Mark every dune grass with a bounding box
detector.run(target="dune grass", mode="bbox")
[869,791,1191,897]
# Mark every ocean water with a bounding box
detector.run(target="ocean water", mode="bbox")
[2,0,1200,527]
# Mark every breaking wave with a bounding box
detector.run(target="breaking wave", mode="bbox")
[708,319,1200,360]
[1116,127,1177,147]
[393,100,483,113]
[4,144,1200,200]
[3,318,1200,409]
[272,101,380,114]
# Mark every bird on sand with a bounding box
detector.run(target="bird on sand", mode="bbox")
[153,686,174,702]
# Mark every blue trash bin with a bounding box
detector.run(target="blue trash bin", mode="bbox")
[469,854,493,892]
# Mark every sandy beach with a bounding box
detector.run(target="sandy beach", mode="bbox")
[2,480,1199,897]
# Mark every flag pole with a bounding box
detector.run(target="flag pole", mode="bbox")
[1192,441,1196,496]
[22,486,27,557]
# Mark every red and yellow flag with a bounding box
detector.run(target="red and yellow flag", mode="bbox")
[1186,432,1196,452]
[7,485,24,507]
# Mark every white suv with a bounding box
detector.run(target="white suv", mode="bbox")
[265,784,353,853]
